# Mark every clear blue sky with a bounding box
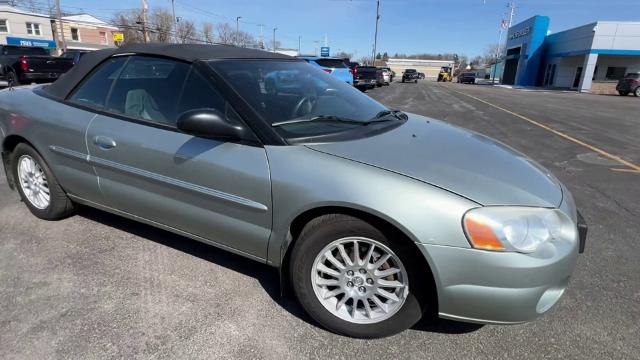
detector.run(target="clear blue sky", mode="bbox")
[59,0,640,60]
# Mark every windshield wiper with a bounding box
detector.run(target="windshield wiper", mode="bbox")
[272,115,369,127]
[372,109,408,121]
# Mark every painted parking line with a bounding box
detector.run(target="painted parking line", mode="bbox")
[445,86,640,174]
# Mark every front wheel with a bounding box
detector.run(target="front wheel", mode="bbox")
[11,143,75,220]
[635,88,640,97]
[290,214,427,338]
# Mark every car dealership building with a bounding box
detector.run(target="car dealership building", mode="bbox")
[501,15,640,92]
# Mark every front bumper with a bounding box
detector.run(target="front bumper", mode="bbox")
[416,206,585,325]
[418,241,577,324]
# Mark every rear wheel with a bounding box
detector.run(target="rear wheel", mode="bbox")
[11,143,75,220]
[290,214,428,338]
[7,70,19,87]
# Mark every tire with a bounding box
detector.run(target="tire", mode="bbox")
[401,79,405,83]
[7,70,19,87]
[618,91,629,96]
[290,214,428,338]
[635,88,640,97]
[414,80,418,83]
[11,143,75,220]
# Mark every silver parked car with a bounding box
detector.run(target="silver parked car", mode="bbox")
[0,44,586,338]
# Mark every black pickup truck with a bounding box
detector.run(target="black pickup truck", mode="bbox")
[402,68,419,83]
[354,66,379,91]
[0,45,74,86]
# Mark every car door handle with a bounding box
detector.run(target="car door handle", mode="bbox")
[93,136,117,150]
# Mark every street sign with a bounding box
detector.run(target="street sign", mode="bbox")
[320,46,330,57]
[113,32,124,42]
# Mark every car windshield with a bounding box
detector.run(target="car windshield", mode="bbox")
[405,69,416,73]
[210,60,391,140]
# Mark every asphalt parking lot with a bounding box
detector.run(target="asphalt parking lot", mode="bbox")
[1,81,639,359]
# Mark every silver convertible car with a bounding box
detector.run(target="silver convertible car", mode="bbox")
[0,44,586,338]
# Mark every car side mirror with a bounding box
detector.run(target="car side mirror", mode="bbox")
[177,108,245,140]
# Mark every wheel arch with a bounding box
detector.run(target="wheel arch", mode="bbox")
[279,205,439,315]
[1,134,36,190]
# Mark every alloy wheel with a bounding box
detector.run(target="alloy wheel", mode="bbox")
[311,237,409,324]
[17,155,50,209]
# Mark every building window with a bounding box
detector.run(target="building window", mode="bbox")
[99,31,107,45]
[0,19,8,33]
[71,28,79,41]
[605,67,626,80]
[26,22,41,36]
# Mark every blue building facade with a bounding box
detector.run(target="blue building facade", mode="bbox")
[502,16,640,92]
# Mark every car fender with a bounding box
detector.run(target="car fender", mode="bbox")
[264,144,479,268]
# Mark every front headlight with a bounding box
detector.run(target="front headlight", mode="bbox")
[462,207,576,253]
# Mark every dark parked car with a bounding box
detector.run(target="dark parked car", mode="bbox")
[458,72,476,84]
[0,45,74,86]
[354,65,378,91]
[616,73,640,97]
[402,69,419,83]
[61,49,92,65]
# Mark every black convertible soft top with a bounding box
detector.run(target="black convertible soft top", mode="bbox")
[45,43,294,99]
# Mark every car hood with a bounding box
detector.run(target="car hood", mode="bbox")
[306,114,563,207]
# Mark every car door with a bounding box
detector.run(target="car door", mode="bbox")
[81,55,272,260]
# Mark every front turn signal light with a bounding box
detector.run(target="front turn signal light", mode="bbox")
[463,213,506,251]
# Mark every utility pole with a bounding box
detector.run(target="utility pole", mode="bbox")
[298,35,301,55]
[507,1,516,28]
[141,0,149,43]
[236,16,242,46]
[272,27,277,53]
[171,0,178,43]
[257,24,265,49]
[372,0,380,66]
[55,0,66,54]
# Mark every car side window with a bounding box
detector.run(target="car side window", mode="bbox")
[176,68,225,117]
[105,56,190,126]
[68,57,127,108]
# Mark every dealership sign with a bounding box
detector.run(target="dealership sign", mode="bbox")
[320,47,330,57]
[6,36,57,49]
[509,26,531,40]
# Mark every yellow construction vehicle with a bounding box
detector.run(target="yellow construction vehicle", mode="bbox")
[437,66,452,82]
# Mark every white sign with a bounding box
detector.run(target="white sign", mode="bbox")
[509,26,531,40]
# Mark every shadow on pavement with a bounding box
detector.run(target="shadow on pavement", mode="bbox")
[77,205,483,336]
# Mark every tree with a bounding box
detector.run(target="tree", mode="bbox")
[382,52,389,61]
[375,52,382,60]
[202,22,215,44]
[470,55,484,67]
[333,51,353,60]
[235,31,256,47]
[216,23,234,44]
[483,43,504,65]
[112,10,145,44]
[176,20,196,44]
[150,8,173,43]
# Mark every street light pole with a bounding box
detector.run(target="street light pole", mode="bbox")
[171,0,177,43]
[236,16,242,46]
[272,27,277,53]
[298,35,301,55]
[372,0,380,66]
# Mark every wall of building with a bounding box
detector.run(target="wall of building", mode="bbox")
[593,22,640,51]
[0,8,54,46]
[386,59,454,80]
[503,15,549,86]
[53,20,117,51]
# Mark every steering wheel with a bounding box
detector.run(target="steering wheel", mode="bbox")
[290,95,317,119]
